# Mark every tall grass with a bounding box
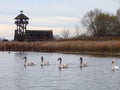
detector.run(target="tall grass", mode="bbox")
[0,40,120,53]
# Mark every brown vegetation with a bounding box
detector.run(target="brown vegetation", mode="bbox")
[0,38,120,53]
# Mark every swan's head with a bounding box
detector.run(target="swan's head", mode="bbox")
[112,61,115,64]
[80,57,83,60]
[58,57,62,64]
[41,56,43,59]
[23,56,27,60]
[79,57,83,62]
[58,57,62,61]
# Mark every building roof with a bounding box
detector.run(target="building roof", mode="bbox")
[15,11,29,20]
[26,30,53,32]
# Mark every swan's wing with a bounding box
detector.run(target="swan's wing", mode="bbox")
[83,63,88,67]
[115,66,120,70]
[27,62,35,66]
[44,61,50,65]
[63,64,68,68]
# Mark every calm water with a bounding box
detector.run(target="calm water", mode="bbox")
[0,51,120,90]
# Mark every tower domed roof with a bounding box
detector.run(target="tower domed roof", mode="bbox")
[15,11,29,20]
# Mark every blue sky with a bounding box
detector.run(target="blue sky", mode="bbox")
[0,0,120,39]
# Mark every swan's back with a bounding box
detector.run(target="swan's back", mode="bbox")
[112,65,120,70]
[44,61,50,65]
[27,62,35,66]
[59,64,68,68]
[80,63,88,67]
[114,66,120,70]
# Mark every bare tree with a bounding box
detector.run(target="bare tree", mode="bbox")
[81,8,102,33]
[116,8,120,21]
[61,28,71,39]
[73,25,81,38]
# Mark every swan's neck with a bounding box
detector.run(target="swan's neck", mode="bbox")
[41,59,44,66]
[60,61,62,65]
[80,59,83,66]
[24,59,27,66]
[59,60,62,67]
[112,63,115,67]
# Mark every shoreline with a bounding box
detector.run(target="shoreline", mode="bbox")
[0,40,120,57]
[3,50,120,57]
[63,52,120,57]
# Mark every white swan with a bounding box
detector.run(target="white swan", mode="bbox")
[79,57,88,67]
[58,57,68,68]
[112,61,119,70]
[41,56,50,66]
[23,56,35,66]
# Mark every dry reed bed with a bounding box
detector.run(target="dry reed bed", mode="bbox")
[0,40,120,53]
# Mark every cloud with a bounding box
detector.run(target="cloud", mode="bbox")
[29,16,79,28]
[0,16,13,24]
[28,25,86,37]
[0,15,80,40]
[0,24,75,40]
[0,14,80,28]
[0,24,15,39]
[0,21,86,40]
[28,26,75,35]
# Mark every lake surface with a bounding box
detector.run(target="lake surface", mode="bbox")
[0,51,120,90]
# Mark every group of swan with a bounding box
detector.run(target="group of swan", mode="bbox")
[23,56,88,68]
[23,56,120,70]
[57,57,88,69]
[23,56,50,67]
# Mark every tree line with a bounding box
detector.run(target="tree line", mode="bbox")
[81,8,120,37]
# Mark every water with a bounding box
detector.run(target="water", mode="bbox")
[0,51,120,90]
